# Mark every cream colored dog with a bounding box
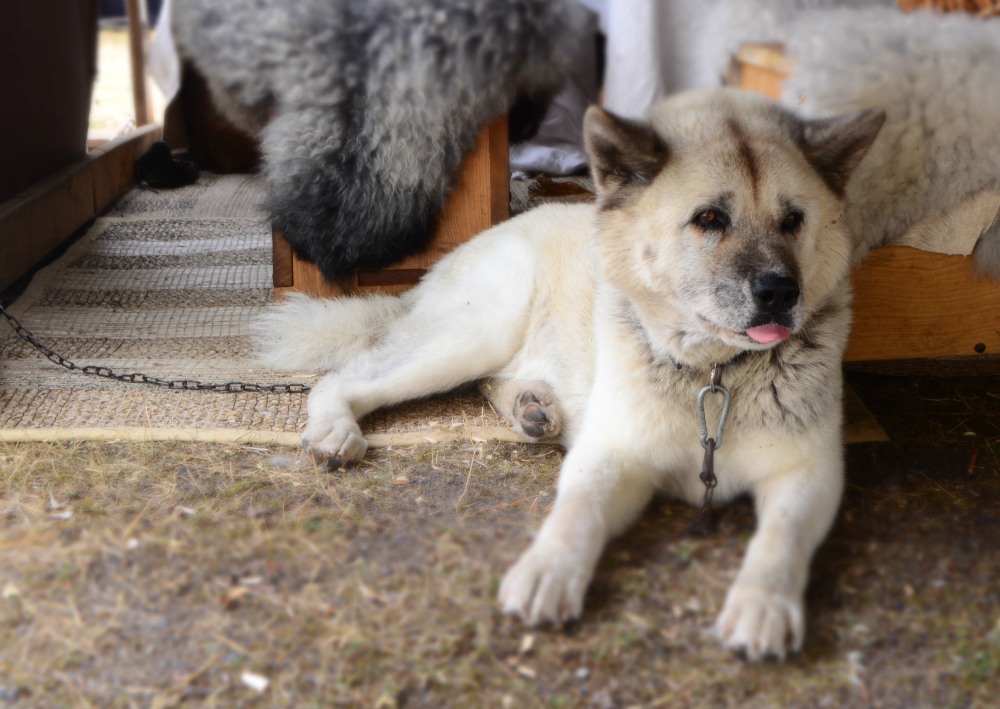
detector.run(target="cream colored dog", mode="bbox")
[257,88,884,660]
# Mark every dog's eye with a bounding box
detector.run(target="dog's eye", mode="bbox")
[781,212,803,233]
[695,209,726,230]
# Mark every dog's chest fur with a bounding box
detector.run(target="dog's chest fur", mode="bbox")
[616,289,851,438]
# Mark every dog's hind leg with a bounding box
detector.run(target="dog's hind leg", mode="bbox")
[302,232,538,468]
[480,378,561,442]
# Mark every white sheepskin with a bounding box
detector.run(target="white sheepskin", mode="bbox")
[671,0,1000,274]
[252,293,406,372]
[780,8,1000,270]
[661,0,895,94]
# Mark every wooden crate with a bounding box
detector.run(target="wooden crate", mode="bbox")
[731,44,1000,362]
[273,116,509,299]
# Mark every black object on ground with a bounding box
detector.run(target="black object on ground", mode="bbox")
[134,141,199,189]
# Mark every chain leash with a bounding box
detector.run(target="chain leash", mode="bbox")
[0,301,310,394]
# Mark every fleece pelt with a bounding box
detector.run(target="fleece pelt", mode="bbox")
[672,0,1000,275]
[172,0,587,280]
[666,0,895,93]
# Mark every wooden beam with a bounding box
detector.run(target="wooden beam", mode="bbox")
[0,124,162,292]
[845,246,1000,361]
[126,0,154,127]
[271,228,294,288]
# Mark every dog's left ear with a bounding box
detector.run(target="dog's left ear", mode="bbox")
[584,106,669,202]
[799,108,886,196]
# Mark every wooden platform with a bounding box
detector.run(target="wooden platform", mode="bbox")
[846,246,1000,361]
[732,43,1000,363]
[273,117,509,299]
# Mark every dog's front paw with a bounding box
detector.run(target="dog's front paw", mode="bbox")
[301,414,368,470]
[715,583,804,661]
[499,543,592,626]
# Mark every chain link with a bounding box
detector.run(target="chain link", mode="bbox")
[0,301,310,394]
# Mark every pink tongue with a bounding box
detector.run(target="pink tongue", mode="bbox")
[746,324,790,344]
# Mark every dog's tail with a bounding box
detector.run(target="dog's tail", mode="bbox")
[253,293,406,372]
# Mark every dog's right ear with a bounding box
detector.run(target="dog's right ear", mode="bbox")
[584,107,668,204]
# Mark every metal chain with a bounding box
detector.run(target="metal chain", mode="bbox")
[0,301,310,394]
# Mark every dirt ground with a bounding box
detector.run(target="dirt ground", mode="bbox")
[1,371,999,708]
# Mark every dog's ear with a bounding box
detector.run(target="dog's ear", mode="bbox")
[799,109,886,197]
[584,106,668,203]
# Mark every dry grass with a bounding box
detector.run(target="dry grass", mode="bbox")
[1,373,999,707]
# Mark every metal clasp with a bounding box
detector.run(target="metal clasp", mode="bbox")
[697,379,731,450]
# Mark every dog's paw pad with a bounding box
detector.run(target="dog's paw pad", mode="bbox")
[514,391,560,441]
[715,584,804,662]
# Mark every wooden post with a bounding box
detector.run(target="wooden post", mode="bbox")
[126,0,154,126]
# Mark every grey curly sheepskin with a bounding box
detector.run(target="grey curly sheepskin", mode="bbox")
[172,0,587,280]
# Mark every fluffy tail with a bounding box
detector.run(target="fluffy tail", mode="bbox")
[253,293,406,372]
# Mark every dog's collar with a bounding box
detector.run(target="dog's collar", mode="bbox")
[665,348,751,375]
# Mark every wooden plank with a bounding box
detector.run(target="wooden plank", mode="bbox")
[0,124,162,292]
[289,249,352,299]
[489,115,511,226]
[732,44,790,101]
[271,228,294,287]
[274,117,510,299]
[357,269,426,287]
[845,246,1000,361]
[126,0,153,126]
[736,63,786,101]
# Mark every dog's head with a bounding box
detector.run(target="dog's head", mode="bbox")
[584,88,884,356]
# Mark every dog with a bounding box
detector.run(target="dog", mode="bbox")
[256,87,885,660]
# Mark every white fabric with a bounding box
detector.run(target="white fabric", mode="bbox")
[149,0,181,102]
[509,79,595,175]
[601,0,663,118]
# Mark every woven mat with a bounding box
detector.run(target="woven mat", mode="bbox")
[0,175,516,446]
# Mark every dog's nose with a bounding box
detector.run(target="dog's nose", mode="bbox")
[751,274,799,314]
